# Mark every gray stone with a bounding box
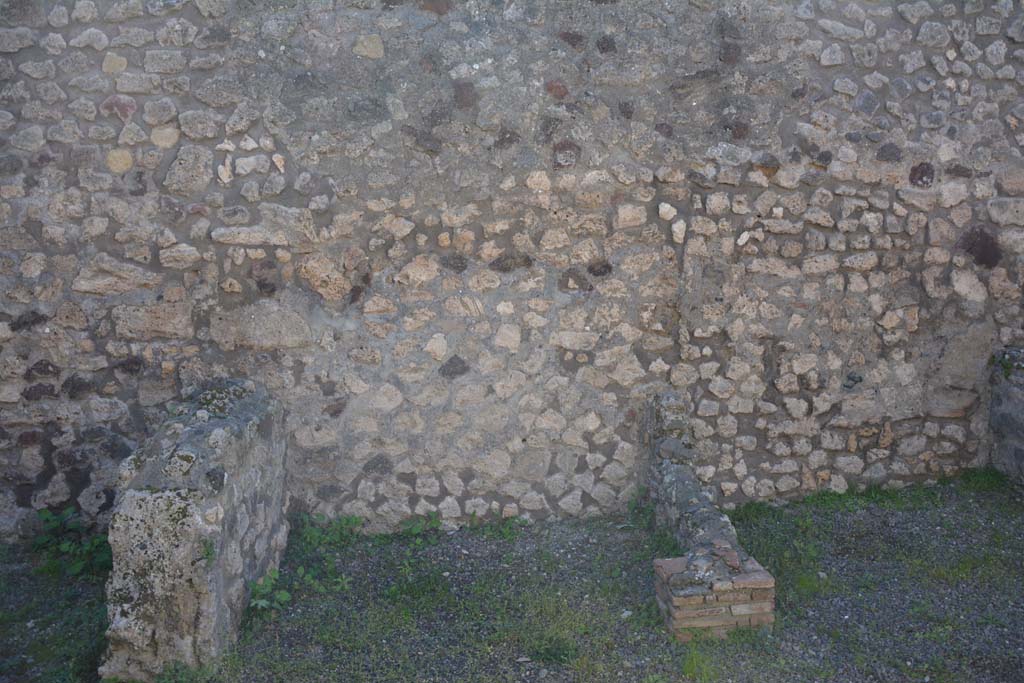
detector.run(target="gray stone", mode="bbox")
[164,144,214,196]
[989,198,1024,226]
[0,28,35,53]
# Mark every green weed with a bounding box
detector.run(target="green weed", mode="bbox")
[248,568,291,616]
[468,513,528,541]
[33,507,112,580]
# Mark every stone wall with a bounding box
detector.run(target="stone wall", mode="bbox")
[101,381,289,682]
[2,0,1023,536]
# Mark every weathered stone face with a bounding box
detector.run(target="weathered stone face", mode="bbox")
[1,0,1022,540]
[101,382,288,683]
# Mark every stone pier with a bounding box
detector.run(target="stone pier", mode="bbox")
[100,381,289,683]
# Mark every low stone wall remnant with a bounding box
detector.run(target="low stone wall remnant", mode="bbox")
[647,394,775,640]
[651,456,776,640]
[100,381,289,683]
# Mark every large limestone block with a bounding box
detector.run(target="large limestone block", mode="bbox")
[209,300,312,351]
[101,382,289,682]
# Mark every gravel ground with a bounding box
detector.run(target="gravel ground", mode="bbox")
[0,545,107,683]
[2,471,1022,683]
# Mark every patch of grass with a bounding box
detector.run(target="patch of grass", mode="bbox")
[728,500,782,526]
[628,486,656,529]
[492,586,593,665]
[154,662,223,683]
[731,509,829,610]
[383,559,453,614]
[1,572,107,683]
[468,514,529,541]
[913,550,1011,586]
[648,528,683,558]
[959,467,1011,493]
[681,642,717,682]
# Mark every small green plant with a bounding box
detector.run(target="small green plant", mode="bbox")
[295,513,364,557]
[989,352,1017,379]
[381,553,453,614]
[248,568,291,616]
[398,511,443,548]
[628,486,656,529]
[294,564,351,594]
[200,538,216,563]
[400,511,442,536]
[468,513,528,541]
[32,507,112,579]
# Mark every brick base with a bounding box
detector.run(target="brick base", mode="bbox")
[654,554,775,641]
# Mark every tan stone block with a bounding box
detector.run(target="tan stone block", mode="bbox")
[106,148,133,173]
[749,613,776,627]
[732,570,775,589]
[672,613,746,629]
[730,601,774,616]
[751,588,776,601]
[711,590,752,603]
[102,52,128,73]
[677,605,729,618]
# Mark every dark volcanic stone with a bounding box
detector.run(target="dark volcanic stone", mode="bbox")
[596,35,616,53]
[876,143,902,162]
[719,41,741,64]
[325,399,348,417]
[489,252,533,273]
[493,127,521,150]
[537,116,560,143]
[452,80,479,110]
[22,383,56,401]
[25,360,60,380]
[439,355,470,379]
[62,374,95,399]
[363,454,393,474]
[11,311,47,332]
[114,356,144,374]
[959,227,1001,268]
[0,155,23,175]
[909,162,935,187]
[441,253,469,273]
[853,90,880,115]
[559,268,594,293]
[205,465,227,492]
[558,31,585,50]
[587,259,613,277]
